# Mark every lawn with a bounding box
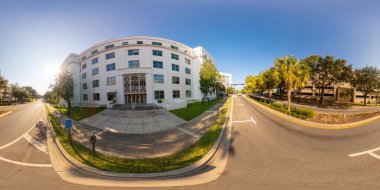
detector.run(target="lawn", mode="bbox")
[170,97,223,121]
[45,97,231,173]
[54,106,106,121]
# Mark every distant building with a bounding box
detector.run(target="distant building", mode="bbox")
[294,82,380,104]
[0,86,12,103]
[219,72,232,89]
[60,36,218,107]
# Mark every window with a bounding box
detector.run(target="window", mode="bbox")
[185,58,191,65]
[106,63,116,71]
[172,64,179,71]
[128,60,140,68]
[91,58,98,65]
[93,80,99,88]
[154,91,164,100]
[152,50,163,56]
[186,90,191,97]
[184,50,190,55]
[173,90,180,98]
[152,42,162,46]
[82,72,87,79]
[107,76,116,86]
[93,93,100,101]
[122,42,129,45]
[83,94,88,101]
[172,76,180,84]
[105,52,115,60]
[92,68,99,75]
[137,41,143,44]
[153,61,163,68]
[105,44,114,49]
[171,53,179,60]
[107,92,116,101]
[91,49,98,55]
[82,63,87,70]
[82,83,87,90]
[186,78,191,85]
[154,74,164,83]
[185,68,191,74]
[81,56,86,61]
[171,45,178,50]
[128,49,139,56]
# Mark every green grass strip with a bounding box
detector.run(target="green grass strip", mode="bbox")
[53,106,106,121]
[45,98,230,173]
[170,97,223,121]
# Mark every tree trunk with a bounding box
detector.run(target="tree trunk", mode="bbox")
[287,86,292,112]
[319,88,325,105]
[364,94,367,106]
[269,89,273,101]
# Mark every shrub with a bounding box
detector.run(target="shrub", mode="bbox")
[292,107,315,119]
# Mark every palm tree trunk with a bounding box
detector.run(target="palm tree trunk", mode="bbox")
[287,87,292,112]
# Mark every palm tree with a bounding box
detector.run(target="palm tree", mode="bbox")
[262,67,280,100]
[275,55,310,112]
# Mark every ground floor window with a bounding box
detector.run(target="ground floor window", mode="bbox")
[93,93,100,101]
[107,92,117,101]
[83,94,88,101]
[186,90,191,97]
[173,90,180,98]
[107,76,116,86]
[154,91,164,100]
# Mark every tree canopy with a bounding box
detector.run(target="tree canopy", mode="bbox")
[199,59,220,101]
[351,66,380,106]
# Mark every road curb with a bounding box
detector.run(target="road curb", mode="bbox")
[245,96,380,130]
[45,98,232,178]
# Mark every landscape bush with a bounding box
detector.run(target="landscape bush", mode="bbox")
[249,96,315,119]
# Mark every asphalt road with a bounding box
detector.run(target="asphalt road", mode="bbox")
[1,97,380,190]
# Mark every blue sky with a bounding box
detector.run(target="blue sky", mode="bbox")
[0,0,380,94]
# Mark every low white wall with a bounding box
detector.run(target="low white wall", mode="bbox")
[162,100,187,111]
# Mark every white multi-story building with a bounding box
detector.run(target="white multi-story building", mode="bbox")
[219,72,232,89]
[60,36,217,107]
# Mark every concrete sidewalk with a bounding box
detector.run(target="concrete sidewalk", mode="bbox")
[47,98,227,158]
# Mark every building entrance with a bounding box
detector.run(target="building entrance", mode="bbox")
[124,74,147,104]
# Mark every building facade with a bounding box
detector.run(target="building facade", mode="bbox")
[60,36,217,107]
[294,82,380,104]
[219,72,232,89]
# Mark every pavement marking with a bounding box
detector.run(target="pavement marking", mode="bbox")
[250,116,257,124]
[0,156,52,167]
[23,134,48,154]
[232,116,257,124]
[177,127,200,138]
[236,104,244,106]
[0,124,36,150]
[0,111,12,118]
[349,147,380,159]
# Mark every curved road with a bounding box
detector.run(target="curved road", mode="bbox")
[1,97,380,189]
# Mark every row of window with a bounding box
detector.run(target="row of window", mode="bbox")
[153,75,191,85]
[82,76,116,90]
[83,90,191,102]
[82,40,189,61]
[83,61,190,79]
[154,90,191,99]
[82,50,191,70]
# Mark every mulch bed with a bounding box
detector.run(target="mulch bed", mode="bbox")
[308,111,380,124]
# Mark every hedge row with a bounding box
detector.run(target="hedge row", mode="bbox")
[251,96,315,119]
